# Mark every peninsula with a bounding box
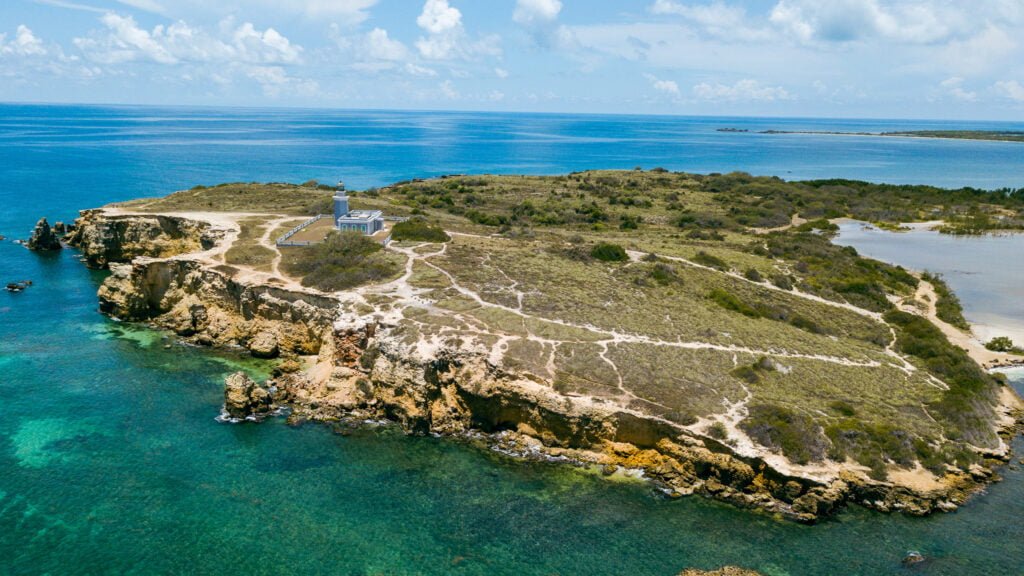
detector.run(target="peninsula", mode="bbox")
[63,170,1024,522]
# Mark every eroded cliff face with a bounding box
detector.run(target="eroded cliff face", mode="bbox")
[273,319,998,522]
[99,258,336,357]
[67,209,221,268]
[70,209,1019,523]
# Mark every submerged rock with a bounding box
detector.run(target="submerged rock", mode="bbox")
[27,218,62,251]
[223,371,273,420]
[678,567,763,576]
[902,551,926,566]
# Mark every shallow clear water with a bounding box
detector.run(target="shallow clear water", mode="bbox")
[834,221,1024,345]
[2,105,1024,575]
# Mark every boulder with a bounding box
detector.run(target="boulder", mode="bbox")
[248,331,280,358]
[223,371,273,420]
[53,221,67,234]
[26,218,62,251]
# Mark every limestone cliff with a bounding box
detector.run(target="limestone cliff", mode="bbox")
[99,258,336,357]
[67,209,220,268]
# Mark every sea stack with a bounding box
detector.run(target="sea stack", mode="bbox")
[223,371,273,420]
[27,218,62,251]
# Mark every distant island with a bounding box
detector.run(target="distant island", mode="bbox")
[54,170,1024,523]
[718,128,1024,143]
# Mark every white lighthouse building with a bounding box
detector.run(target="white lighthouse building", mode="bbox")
[333,182,384,235]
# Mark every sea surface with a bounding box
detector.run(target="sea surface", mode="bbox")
[2,104,1024,575]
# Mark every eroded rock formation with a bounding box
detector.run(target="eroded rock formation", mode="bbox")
[223,371,273,420]
[27,218,61,251]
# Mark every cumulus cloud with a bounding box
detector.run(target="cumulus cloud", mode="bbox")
[940,77,977,101]
[417,0,462,34]
[693,79,791,102]
[73,14,301,66]
[361,28,409,61]
[644,73,680,97]
[994,80,1024,102]
[415,0,501,60]
[1,25,48,57]
[513,0,562,25]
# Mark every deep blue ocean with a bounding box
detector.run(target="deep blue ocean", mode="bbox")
[2,104,1024,575]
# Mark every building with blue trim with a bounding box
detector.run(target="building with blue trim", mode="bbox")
[333,188,384,235]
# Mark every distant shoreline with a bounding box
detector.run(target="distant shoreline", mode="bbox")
[717,128,1024,144]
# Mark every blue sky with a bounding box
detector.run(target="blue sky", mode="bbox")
[2,0,1024,119]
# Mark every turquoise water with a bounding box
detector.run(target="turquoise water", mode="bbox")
[3,105,1024,575]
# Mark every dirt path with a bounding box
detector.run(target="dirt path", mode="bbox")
[750,213,807,235]
[907,280,1024,369]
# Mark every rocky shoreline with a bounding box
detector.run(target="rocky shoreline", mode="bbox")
[65,208,1024,523]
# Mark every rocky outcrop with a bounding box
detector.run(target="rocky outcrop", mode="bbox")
[223,371,273,420]
[67,209,220,268]
[27,218,61,251]
[98,258,337,356]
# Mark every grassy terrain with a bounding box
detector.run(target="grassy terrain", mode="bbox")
[122,182,334,216]
[223,217,276,271]
[138,170,1015,480]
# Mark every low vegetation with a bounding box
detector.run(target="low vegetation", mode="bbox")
[391,217,451,243]
[281,231,400,292]
[985,336,1023,354]
[922,272,970,330]
[124,181,333,215]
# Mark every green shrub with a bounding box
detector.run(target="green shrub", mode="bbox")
[985,336,1020,353]
[709,289,762,318]
[692,251,729,271]
[707,422,728,440]
[283,231,398,292]
[885,310,1000,449]
[391,218,451,242]
[922,272,970,330]
[591,242,628,262]
[744,268,763,282]
[741,404,828,464]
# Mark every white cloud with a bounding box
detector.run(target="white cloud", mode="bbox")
[940,77,977,101]
[693,79,791,101]
[362,28,408,61]
[644,73,680,97]
[405,62,437,77]
[74,14,302,66]
[768,0,1022,45]
[246,65,319,97]
[1,25,48,57]
[994,80,1024,102]
[415,0,501,60]
[494,67,509,78]
[513,0,562,25]
[940,24,1016,75]
[649,0,767,40]
[417,0,462,34]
